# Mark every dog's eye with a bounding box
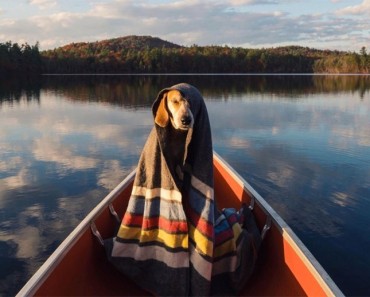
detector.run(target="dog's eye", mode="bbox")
[171,100,179,105]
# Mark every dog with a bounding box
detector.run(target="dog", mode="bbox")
[154,89,194,174]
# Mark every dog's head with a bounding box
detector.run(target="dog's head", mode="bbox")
[154,90,194,130]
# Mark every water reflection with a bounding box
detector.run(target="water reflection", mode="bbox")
[0,77,41,105]
[0,82,150,295]
[0,75,369,296]
[2,74,370,107]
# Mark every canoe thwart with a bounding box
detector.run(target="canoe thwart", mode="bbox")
[91,222,104,246]
[109,203,121,224]
[261,215,272,240]
[248,194,255,210]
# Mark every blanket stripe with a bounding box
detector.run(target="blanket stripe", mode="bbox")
[117,225,189,249]
[132,186,182,202]
[188,223,213,257]
[122,214,188,233]
[185,210,214,238]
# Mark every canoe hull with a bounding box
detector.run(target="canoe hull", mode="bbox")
[17,153,343,297]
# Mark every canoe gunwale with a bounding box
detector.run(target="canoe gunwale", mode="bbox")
[16,170,137,297]
[213,152,344,297]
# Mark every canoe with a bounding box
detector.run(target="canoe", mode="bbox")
[17,152,343,296]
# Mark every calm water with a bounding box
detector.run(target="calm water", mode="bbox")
[1,75,369,296]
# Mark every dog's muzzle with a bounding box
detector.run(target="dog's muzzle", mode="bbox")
[181,115,192,126]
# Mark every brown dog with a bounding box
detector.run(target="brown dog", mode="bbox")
[154,90,194,174]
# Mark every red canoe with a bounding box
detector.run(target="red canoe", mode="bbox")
[17,152,343,296]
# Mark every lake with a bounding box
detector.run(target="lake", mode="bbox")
[1,74,369,296]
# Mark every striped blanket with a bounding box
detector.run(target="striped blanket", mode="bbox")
[105,83,261,296]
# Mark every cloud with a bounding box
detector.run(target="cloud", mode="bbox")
[0,204,43,258]
[0,156,22,171]
[331,126,370,148]
[227,0,278,5]
[267,165,294,188]
[1,167,36,190]
[229,137,251,149]
[336,0,370,15]
[331,191,352,207]
[33,137,98,171]
[0,0,368,51]
[29,0,57,10]
[97,160,134,191]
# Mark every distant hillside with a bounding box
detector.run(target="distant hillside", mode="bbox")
[39,35,370,74]
[55,35,182,54]
[266,45,344,58]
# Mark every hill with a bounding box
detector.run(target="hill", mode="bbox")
[37,35,369,74]
[55,35,182,54]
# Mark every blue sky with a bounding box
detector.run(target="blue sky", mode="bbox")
[0,0,369,52]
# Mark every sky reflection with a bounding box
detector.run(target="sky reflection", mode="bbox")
[0,75,369,296]
[0,88,152,295]
[208,93,369,224]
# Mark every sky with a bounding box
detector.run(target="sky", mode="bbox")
[0,0,370,52]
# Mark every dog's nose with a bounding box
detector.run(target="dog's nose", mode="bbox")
[181,116,192,126]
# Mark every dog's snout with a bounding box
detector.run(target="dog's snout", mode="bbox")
[181,115,192,126]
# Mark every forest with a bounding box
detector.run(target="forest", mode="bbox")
[1,36,370,75]
[0,41,42,76]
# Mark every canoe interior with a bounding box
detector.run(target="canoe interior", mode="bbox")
[213,158,328,297]
[33,177,145,296]
[23,155,338,296]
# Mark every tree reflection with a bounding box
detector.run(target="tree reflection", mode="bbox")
[0,77,41,106]
[1,75,370,107]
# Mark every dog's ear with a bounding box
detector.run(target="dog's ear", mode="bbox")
[155,92,169,127]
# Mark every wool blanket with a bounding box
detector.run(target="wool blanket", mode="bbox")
[105,83,261,296]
